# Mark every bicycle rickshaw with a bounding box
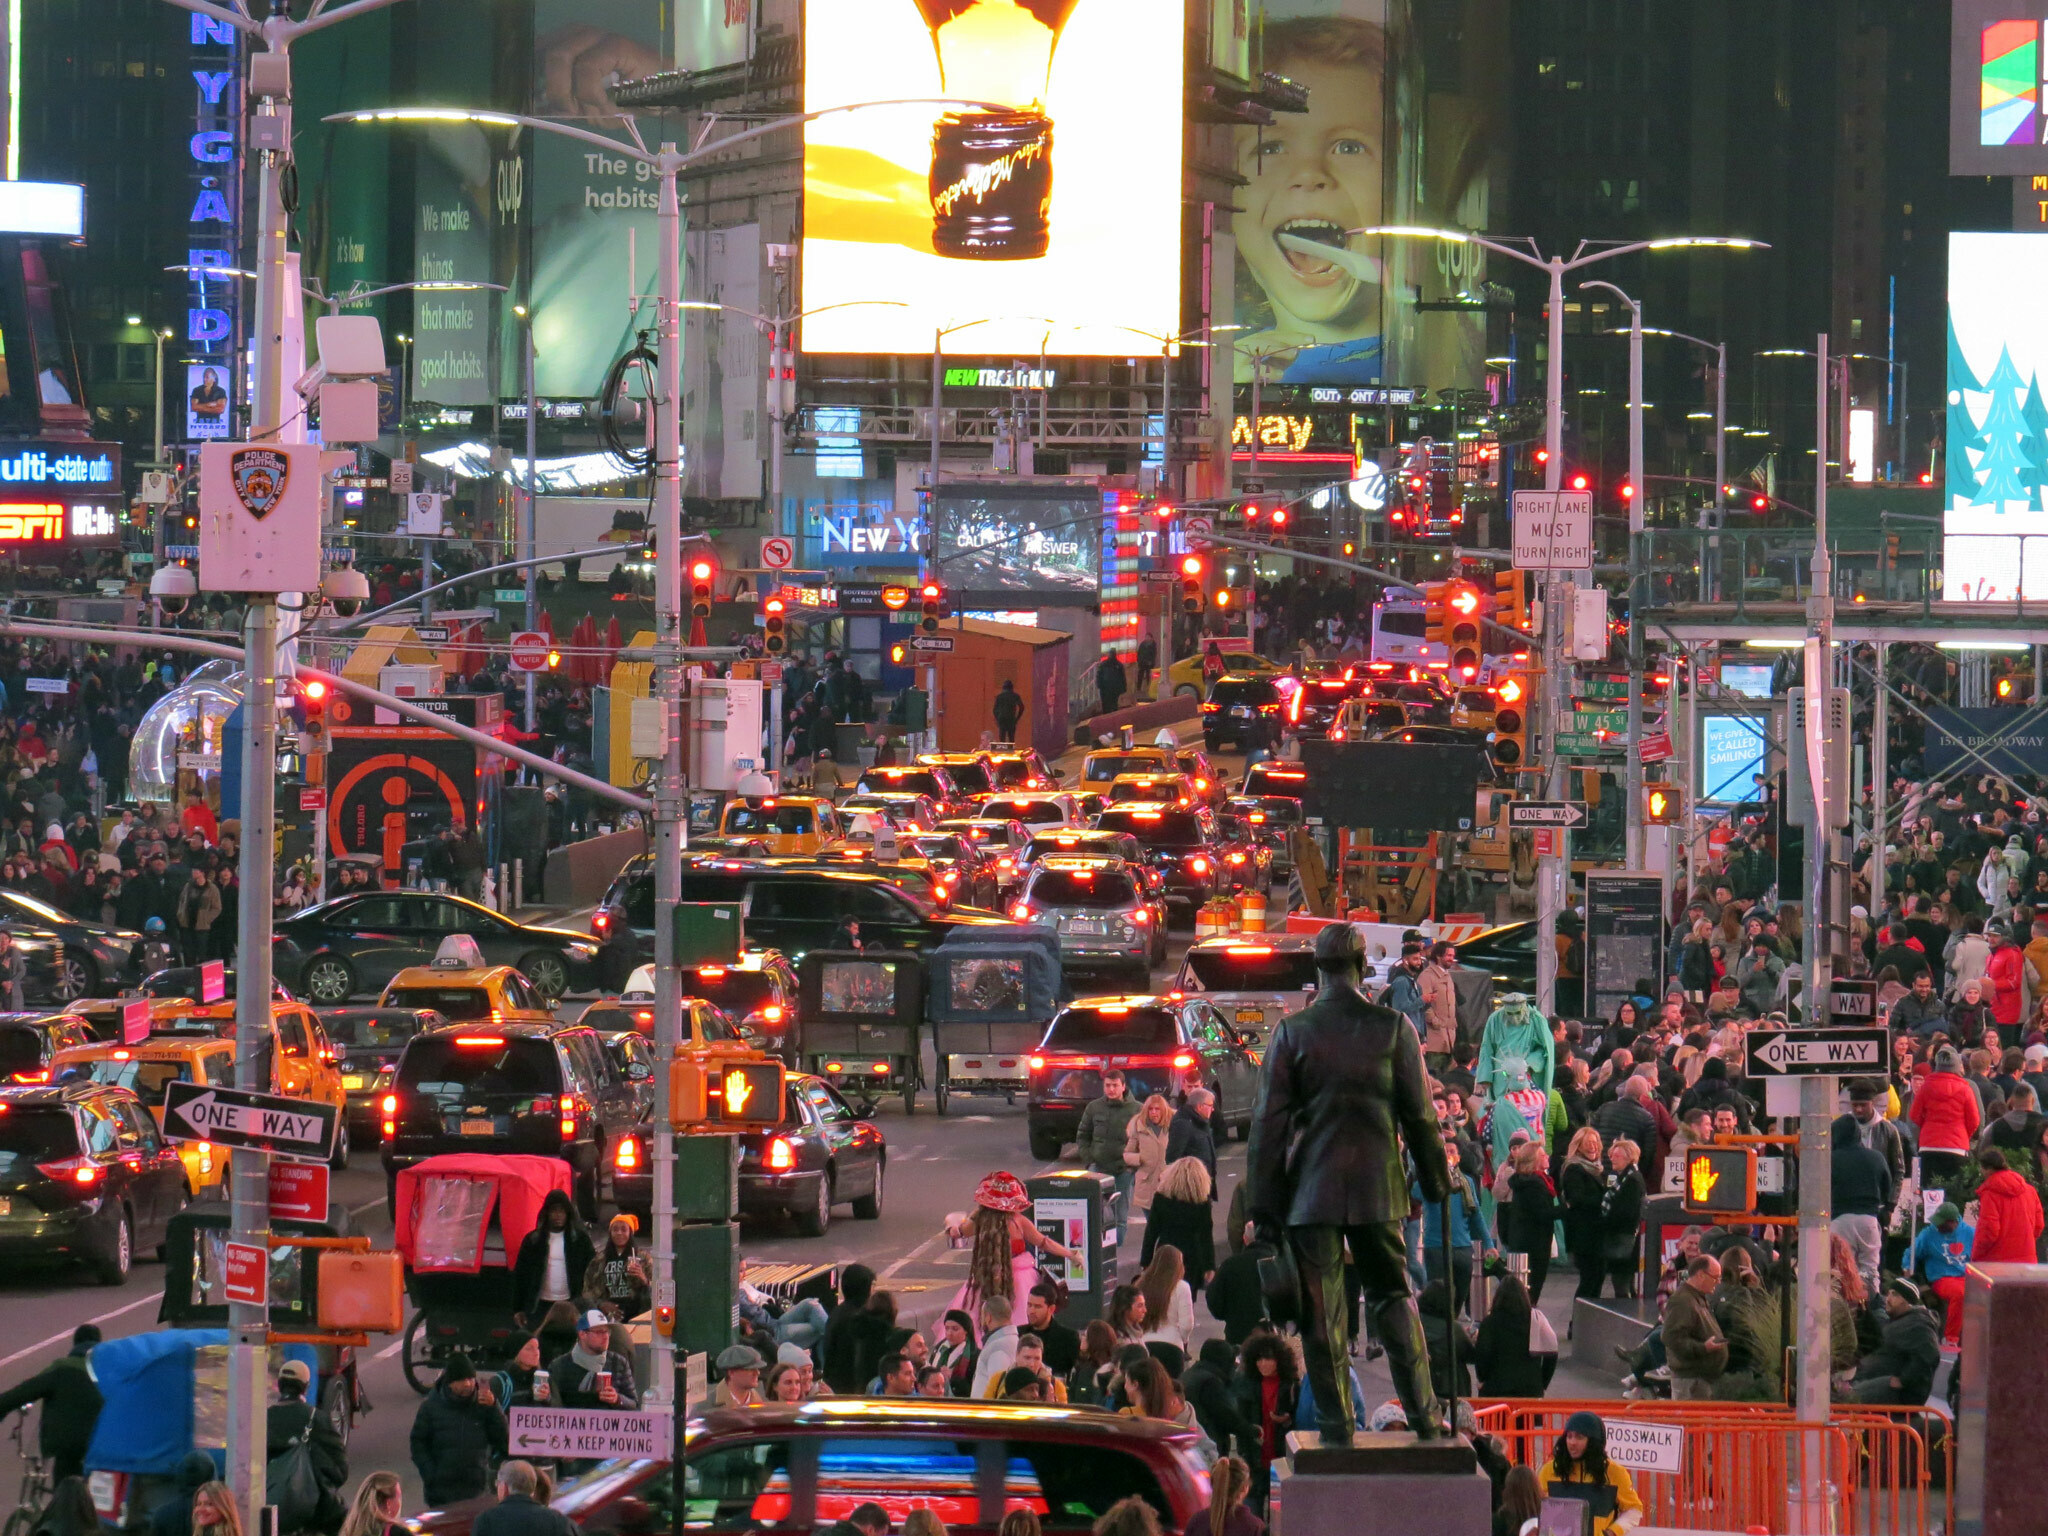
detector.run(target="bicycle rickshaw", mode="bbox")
[924,924,1061,1116]
[392,1152,573,1395]
[794,950,925,1113]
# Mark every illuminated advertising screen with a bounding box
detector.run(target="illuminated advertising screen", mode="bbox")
[800,0,1183,356]
[1943,233,2048,599]
[1696,712,1769,805]
[931,482,1101,597]
[1951,1,2048,174]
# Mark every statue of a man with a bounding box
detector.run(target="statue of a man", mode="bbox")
[1247,921,1452,1441]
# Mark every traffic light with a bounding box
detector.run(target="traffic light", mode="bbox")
[671,1053,787,1126]
[1681,1145,1756,1217]
[920,582,943,634]
[1445,580,1482,679]
[291,675,329,736]
[1569,472,1589,492]
[1422,580,1450,649]
[763,594,787,655]
[1644,783,1681,824]
[1750,493,1770,513]
[546,648,562,671]
[690,558,715,618]
[1494,571,1529,634]
[1180,553,1204,615]
[1491,672,1529,767]
[767,343,797,418]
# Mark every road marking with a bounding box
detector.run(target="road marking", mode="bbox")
[877,1226,949,1281]
[374,1332,409,1360]
[0,1291,162,1373]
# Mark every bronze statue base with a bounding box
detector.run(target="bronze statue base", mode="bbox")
[1285,1429,1479,1476]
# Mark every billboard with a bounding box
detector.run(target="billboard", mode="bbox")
[680,0,753,71]
[799,0,1183,356]
[1951,1,2048,174]
[1944,232,2048,599]
[930,481,1101,597]
[529,5,665,398]
[684,223,763,501]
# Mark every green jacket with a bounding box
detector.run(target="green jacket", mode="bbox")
[1075,1093,1142,1175]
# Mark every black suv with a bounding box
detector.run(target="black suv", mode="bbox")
[594,857,1009,965]
[0,1082,189,1283]
[1026,997,1261,1161]
[1092,806,1227,920]
[1200,675,1285,751]
[379,1020,641,1217]
[0,1012,98,1084]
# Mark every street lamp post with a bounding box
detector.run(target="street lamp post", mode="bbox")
[1581,281,1646,871]
[155,1,423,1527]
[1317,227,1766,1015]
[333,93,985,1425]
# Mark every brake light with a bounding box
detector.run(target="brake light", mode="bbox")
[1171,1053,1195,1069]
[1267,770,1305,779]
[1188,856,1211,874]
[1250,812,1266,823]
[1013,902,1033,919]
[592,910,610,933]
[699,966,727,977]
[1132,908,1150,924]
[453,1037,505,1047]
[38,1158,103,1186]
[870,1062,890,1075]
[1099,1005,1131,1016]
[766,1137,796,1171]
[1194,778,1208,791]
[380,1094,397,1114]
[634,1010,653,1026]
[112,1049,131,1060]
[825,1061,845,1072]
[1287,689,1303,724]
[1227,945,1275,956]
[762,1004,785,1023]
[615,1135,640,1171]
[1028,1054,1046,1070]
[1200,702,1220,713]
[10,1070,48,1085]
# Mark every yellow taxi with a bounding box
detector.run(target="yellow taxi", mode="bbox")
[1165,648,1279,700]
[379,959,558,1027]
[1077,745,1180,795]
[1450,684,1501,732]
[1106,771,1200,808]
[51,1032,240,1195]
[716,793,843,856]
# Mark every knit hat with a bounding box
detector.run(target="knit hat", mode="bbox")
[1887,1276,1922,1305]
[776,1343,814,1368]
[443,1352,476,1383]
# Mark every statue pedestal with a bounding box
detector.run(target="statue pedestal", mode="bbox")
[1273,1432,1491,1536]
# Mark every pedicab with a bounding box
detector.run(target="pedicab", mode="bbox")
[391,1151,573,1395]
[923,923,1061,1115]
[793,950,926,1112]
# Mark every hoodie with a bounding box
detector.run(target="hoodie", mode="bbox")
[1855,1305,1942,1404]
[1907,1067,1981,1154]
[1971,1168,2045,1263]
[1828,1115,1895,1221]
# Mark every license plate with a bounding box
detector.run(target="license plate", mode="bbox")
[1064,919,1106,935]
[0,1196,12,1216]
[342,1075,364,1090]
[1236,1008,1265,1024]
[461,1119,495,1136]
[1231,705,1251,717]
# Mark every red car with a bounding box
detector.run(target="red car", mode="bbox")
[411,1400,1210,1534]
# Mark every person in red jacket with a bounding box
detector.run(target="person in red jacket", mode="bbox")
[1908,1047,1982,1187]
[1969,1148,2045,1263]
[1985,923,2027,1034]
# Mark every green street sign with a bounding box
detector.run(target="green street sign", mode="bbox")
[1555,731,1621,757]
[1572,709,1628,735]
[1578,676,1629,701]
[495,588,526,603]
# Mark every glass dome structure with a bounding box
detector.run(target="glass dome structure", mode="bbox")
[129,659,242,808]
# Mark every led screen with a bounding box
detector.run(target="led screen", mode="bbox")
[1697,713,1768,805]
[1944,233,2048,599]
[1952,2,2048,174]
[800,0,1183,356]
[930,483,1101,595]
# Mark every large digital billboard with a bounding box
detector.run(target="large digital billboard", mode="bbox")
[800,0,1182,357]
[930,481,1101,597]
[1952,1,2048,174]
[1943,233,2048,599]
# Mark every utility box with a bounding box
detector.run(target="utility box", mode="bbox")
[1025,1168,1119,1329]
[674,1131,739,1221]
[674,900,745,965]
[690,678,765,792]
[674,1220,739,1363]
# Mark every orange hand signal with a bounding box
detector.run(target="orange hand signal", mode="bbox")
[1688,1157,1720,1205]
[723,1068,753,1118]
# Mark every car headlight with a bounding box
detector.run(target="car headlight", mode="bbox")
[565,942,599,960]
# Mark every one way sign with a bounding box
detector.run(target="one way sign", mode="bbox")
[162,1081,339,1164]
[1747,1027,1888,1077]
[1508,801,1588,829]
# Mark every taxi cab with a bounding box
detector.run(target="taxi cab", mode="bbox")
[1165,647,1279,699]
[1077,745,1179,796]
[83,994,353,1167]
[378,950,557,1026]
[1106,771,1200,808]
[717,794,843,856]
[981,748,1057,794]
[836,791,943,833]
[51,1031,239,1196]
[914,751,996,800]
[853,763,968,818]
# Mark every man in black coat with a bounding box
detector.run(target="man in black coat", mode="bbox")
[821,1263,887,1395]
[473,1461,576,1536]
[0,1323,103,1479]
[1182,1338,1260,1461]
[1166,1089,1218,1191]
[511,1189,595,1326]
[409,1354,509,1506]
[1246,921,1451,1440]
[1206,1223,1276,1346]
[265,1359,348,1534]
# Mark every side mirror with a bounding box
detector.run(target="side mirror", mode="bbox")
[626,1062,652,1082]
[853,1102,876,1121]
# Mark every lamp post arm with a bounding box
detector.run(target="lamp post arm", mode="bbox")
[289,0,414,35]
[158,0,257,33]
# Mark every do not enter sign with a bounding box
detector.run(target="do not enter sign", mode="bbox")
[510,631,550,672]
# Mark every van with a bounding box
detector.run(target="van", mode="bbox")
[1370,599,1446,669]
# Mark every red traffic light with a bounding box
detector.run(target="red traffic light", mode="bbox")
[690,559,714,581]
[1751,494,1769,512]
[1180,554,1204,578]
[1619,483,1635,501]
[1534,448,1550,464]
[1570,473,1589,492]
[302,678,328,703]
[921,582,940,600]
[1270,508,1289,528]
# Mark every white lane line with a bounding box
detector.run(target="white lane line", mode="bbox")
[374,1332,409,1360]
[0,1291,162,1373]
[877,1226,949,1281]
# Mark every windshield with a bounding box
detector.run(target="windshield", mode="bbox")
[80,1057,193,1106]
[909,836,969,862]
[988,800,1066,826]
[0,891,69,925]
[1377,609,1425,637]
[323,1012,429,1049]
[1108,779,1181,804]
[1243,766,1309,798]
[0,1029,41,1077]
[396,1037,559,1106]
[725,805,815,835]
[577,1004,654,1033]
[1043,1006,1178,1050]
[859,771,947,800]
[987,758,1040,788]
[1028,868,1138,907]
[383,987,495,1021]
[1083,754,1161,781]
[931,760,992,794]
[1182,948,1320,992]
[0,1107,76,1166]
[1096,809,1205,847]
[682,969,776,1013]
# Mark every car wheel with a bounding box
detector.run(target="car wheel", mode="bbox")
[303,956,356,1004]
[1029,1128,1064,1162]
[50,951,97,1003]
[520,952,570,1003]
[851,1159,884,1220]
[1176,684,1198,701]
[96,1209,131,1286]
[795,1172,832,1237]
[329,1117,350,1172]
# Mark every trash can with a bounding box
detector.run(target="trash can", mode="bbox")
[1026,1168,1120,1330]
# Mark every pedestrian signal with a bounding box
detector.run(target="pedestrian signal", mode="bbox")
[672,1053,786,1127]
[1681,1145,1755,1216]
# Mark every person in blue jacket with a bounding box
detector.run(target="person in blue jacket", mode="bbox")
[1413,1143,1493,1317]
[1910,1202,1973,1348]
